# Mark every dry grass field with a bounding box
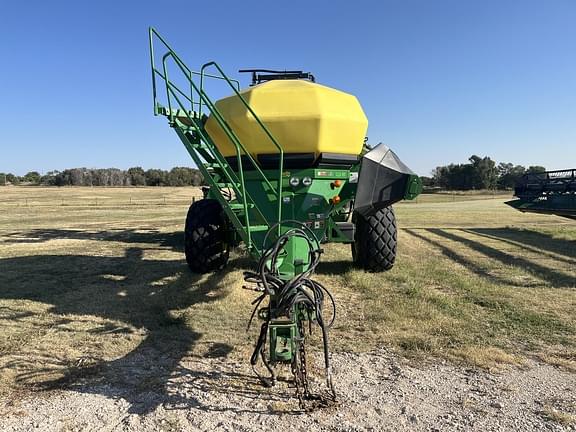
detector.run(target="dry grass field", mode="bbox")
[0,186,574,404]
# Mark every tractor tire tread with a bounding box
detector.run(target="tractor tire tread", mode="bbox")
[353,206,397,272]
[184,199,229,273]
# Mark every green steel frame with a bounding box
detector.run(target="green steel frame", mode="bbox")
[149,28,346,379]
[149,28,377,388]
[149,28,358,268]
[149,28,285,257]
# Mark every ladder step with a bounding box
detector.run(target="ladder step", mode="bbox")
[248,225,270,232]
[217,182,241,188]
[203,163,222,169]
[229,203,254,210]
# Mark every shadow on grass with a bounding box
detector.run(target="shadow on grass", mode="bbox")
[406,227,575,289]
[316,259,354,275]
[0,229,290,415]
[0,228,183,251]
[466,227,576,261]
[404,229,528,287]
[428,228,575,288]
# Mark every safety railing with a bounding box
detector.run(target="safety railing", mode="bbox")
[198,61,284,228]
[149,29,241,113]
[148,27,285,244]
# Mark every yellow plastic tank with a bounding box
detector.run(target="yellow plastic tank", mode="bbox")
[204,80,368,160]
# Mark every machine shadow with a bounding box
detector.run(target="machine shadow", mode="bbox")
[427,228,575,288]
[0,228,183,251]
[0,229,283,415]
[316,259,354,275]
[403,229,528,287]
[466,227,576,261]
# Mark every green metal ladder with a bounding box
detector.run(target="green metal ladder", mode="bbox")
[148,28,285,256]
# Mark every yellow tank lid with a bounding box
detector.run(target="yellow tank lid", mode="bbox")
[204,79,368,160]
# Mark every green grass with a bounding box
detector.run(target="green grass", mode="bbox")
[0,186,574,398]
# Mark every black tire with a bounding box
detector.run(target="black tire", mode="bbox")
[352,206,397,272]
[184,199,229,273]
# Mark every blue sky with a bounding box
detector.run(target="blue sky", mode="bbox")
[1,0,575,176]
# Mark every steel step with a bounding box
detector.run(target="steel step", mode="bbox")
[203,163,223,169]
[248,225,270,232]
[217,182,241,188]
[229,203,255,210]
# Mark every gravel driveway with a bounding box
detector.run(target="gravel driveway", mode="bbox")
[1,348,574,431]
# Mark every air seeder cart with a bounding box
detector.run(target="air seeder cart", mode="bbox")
[149,28,422,405]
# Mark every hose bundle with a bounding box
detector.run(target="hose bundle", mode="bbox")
[244,221,336,400]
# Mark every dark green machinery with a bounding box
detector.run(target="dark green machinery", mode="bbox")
[148,28,422,405]
[506,169,576,220]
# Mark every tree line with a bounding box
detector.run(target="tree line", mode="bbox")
[423,155,546,190]
[1,155,547,190]
[0,167,203,187]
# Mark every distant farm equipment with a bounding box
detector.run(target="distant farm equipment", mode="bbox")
[506,169,576,220]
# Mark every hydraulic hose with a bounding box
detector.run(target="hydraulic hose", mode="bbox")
[244,221,336,400]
